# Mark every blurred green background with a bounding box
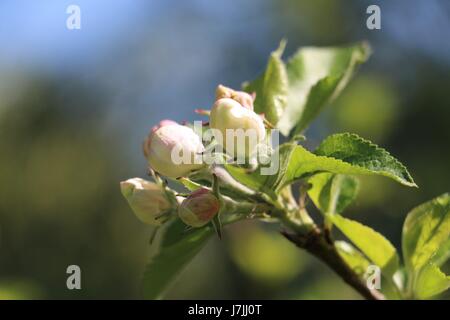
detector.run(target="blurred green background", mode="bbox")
[0,0,449,299]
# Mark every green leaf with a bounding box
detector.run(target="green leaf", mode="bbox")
[330,214,400,278]
[142,219,213,299]
[415,263,450,299]
[401,194,450,299]
[281,140,415,189]
[277,42,370,136]
[335,240,370,276]
[414,263,450,299]
[431,238,450,267]
[314,133,416,187]
[226,132,415,200]
[308,173,359,214]
[336,240,403,300]
[243,40,289,126]
[402,193,450,273]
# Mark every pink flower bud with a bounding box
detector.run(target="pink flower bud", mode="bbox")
[178,188,220,227]
[120,178,171,226]
[144,121,205,178]
[143,120,177,158]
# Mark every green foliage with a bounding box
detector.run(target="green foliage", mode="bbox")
[402,193,450,299]
[414,263,449,299]
[309,188,450,299]
[136,41,449,300]
[142,220,213,299]
[225,133,415,200]
[315,133,416,187]
[307,173,359,214]
[278,42,370,136]
[281,134,415,188]
[330,214,400,278]
[335,241,370,277]
[243,42,370,136]
[243,40,288,126]
[402,193,450,271]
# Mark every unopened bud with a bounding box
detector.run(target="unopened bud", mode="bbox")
[144,121,205,178]
[120,178,171,226]
[210,98,266,159]
[143,120,178,158]
[178,188,220,227]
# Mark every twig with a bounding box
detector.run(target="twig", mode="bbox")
[281,227,385,300]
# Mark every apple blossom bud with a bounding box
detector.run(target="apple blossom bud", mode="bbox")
[143,119,177,158]
[120,178,171,226]
[144,121,205,178]
[210,98,266,159]
[178,188,220,227]
[215,84,254,110]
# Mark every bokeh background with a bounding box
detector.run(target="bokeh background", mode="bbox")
[0,0,449,299]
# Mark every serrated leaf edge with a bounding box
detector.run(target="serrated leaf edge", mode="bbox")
[315,132,417,188]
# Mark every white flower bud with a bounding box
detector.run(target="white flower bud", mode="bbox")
[210,98,266,159]
[178,188,220,227]
[144,121,205,178]
[120,178,171,226]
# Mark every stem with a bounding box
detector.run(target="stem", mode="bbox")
[230,201,270,214]
[282,226,385,300]
[199,164,384,299]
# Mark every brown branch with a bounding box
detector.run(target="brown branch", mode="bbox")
[282,227,385,300]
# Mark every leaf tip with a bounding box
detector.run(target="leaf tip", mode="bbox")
[274,39,287,58]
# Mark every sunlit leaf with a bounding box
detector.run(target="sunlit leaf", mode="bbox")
[277,42,370,136]
[402,193,450,272]
[266,133,416,188]
[225,133,415,203]
[330,214,400,278]
[415,263,450,299]
[335,240,370,276]
[402,194,450,298]
[314,133,416,187]
[430,238,450,267]
[243,40,288,126]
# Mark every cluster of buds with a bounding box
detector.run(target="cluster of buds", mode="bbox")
[121,85,268,229]
[120,177,220,228]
